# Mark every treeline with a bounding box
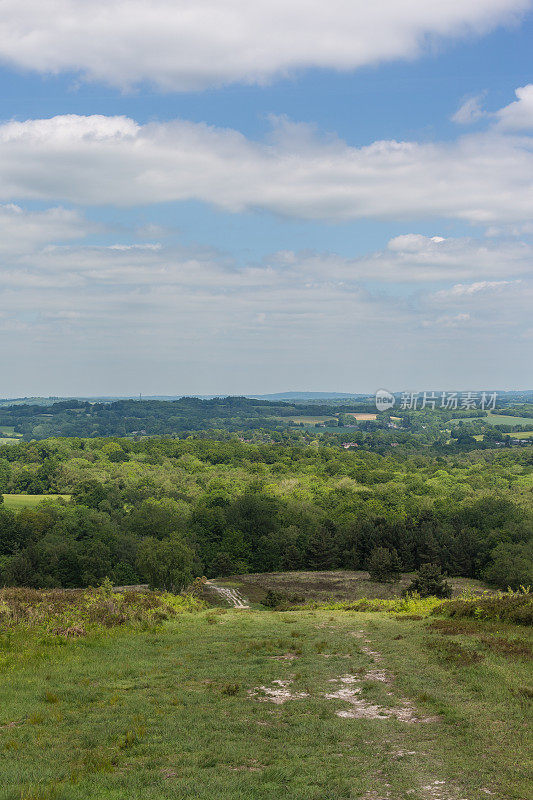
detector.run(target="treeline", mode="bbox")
[0,437,531,591]
[0,396,374,440]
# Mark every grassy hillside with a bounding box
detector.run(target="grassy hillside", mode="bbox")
[1,588,531,800]
[2,493,71,510]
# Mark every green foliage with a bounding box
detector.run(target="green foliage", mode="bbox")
[0,583,204,637]
[405,564,452,598]
[483,541,533,590]
[135,534,196,591]
[434,592,533,626]
[293,592,442,616]
[367,547,402,582]
[0,435,531,589]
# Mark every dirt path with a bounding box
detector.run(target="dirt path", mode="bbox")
[250,623,472,800]
[205,580,250,608]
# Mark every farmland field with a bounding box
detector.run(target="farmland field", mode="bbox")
[486,412,533,426]
[347,412,377,420]
[0,437,20,445]
[1,594,531,800]
[2,494,71,510]
[450,413,533,427]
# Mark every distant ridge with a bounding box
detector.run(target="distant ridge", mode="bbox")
[247,392,370,401]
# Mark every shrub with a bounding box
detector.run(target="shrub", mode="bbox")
[0,583,204,633]
[433,592,533,626]
[405,564,452,598]
[367,547,402,583]
[263,589,305,609]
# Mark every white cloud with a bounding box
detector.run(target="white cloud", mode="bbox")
[1,209,530,392]
[434,279,521,297]
[0,111,532,225]
[0,1,528,91]
[495,84,533,129]
[0,203,92,253]
[288,236,533,282]
[452,94,487,124]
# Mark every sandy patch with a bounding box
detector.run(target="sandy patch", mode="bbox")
[269,653,299,661]
[249,679,309,705]
[324,674,437,723]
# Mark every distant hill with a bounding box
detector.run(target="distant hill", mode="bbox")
[248,392,371,402]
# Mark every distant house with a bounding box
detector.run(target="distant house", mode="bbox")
[342,442,359,449]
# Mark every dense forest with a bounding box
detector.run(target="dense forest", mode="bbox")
[0,436,531,591]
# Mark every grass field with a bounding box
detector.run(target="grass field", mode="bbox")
[449,413,533,427]
[1,600,531,800]
[486,412,533,426]
[213,571,491,606]
[0,438,20,445]
[270,415,338,424]
[2,494,71,510]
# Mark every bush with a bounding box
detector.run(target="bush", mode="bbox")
[0,583,204,633]
[263,589,305,609]
[433,592,533,626]
[405,563,452,598]
[367,547,402,583]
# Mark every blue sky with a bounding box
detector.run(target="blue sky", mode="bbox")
[0,1,532,396]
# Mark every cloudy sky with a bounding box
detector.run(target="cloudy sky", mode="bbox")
[0,1,532,396]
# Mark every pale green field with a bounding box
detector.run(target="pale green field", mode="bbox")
[486,412,533,426]
[449,413,533,427]
[271,415,337,424]
[2,494,71,510]
[0,437,20,445]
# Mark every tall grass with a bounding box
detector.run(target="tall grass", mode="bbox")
[0,582,204,635]
[291,592,442,615]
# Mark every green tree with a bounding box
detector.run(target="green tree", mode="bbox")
[483,542,533,590]
[367,547,402,582]
[405,563,452,598]
[135,533,196,591]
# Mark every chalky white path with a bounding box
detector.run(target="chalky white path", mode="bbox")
[205,580,249,608]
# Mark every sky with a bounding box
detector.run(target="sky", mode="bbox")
[0,0,532,397]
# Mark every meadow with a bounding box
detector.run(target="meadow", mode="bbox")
[449,413,533,427]
[211,571,491,607]
[2,494,71,510]
[1,587,531,800]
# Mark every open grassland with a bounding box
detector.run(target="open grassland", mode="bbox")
[486,412,533,426]
[270,415,337,424]
[214,571,491,607]
[0,426,20,436]
[2,494,72,510]
[0,438,20,445]
[449,413,533,427]
[1,589,531,800]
